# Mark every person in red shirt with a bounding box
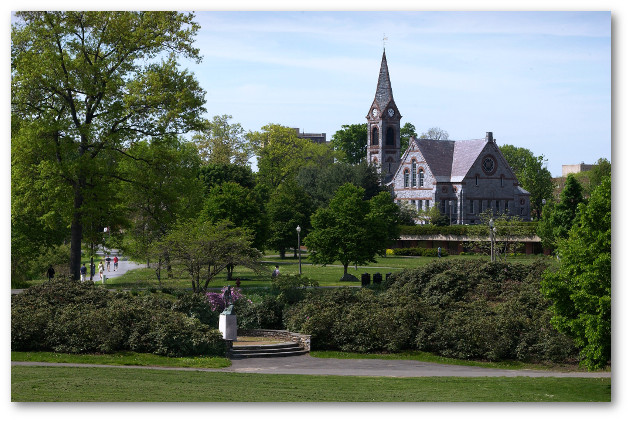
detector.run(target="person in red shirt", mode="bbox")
[113,255,118,271]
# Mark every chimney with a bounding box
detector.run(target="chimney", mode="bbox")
[486,132,494,142]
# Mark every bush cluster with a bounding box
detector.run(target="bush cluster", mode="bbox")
[11,280,225,357]
[398,222,538,237]
[391,247,449,257]
[284,258,577,364]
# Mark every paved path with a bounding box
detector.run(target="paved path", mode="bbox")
[11,355,610,378]
[93,248,143,281]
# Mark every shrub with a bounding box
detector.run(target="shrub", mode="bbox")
[172,293,219,327]
[235,295,284,330]
[391,247,449,257]
[285,258,578,364]
[11,279,226,357]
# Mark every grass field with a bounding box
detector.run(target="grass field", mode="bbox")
[11,365,610,402]
[11,351,230,369]
[37,254,549,291]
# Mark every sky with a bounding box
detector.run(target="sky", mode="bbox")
[180,10,612,177]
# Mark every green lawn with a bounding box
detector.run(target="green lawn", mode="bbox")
[11,365,610,402]
[310,351,594,372]
[60,254,548,290]
[11,351,230,369]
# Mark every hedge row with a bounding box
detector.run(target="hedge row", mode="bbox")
[398,222,538,237]
[11,280,225,357]
[283,259,577,364]
[391,247,449,257]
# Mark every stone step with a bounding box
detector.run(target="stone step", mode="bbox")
[228,342,308,359]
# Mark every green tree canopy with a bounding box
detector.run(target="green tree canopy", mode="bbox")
[192,115,253,165]
[11,11,206,279]
[537,174,585,250]
[117,136,204,265]
[266,180,314,258]
[154,220,262,293]
[399,122,418,153]
[199,181,268,251]
[541,176,611,370]
[199,162,257,192]
[296,161,385,209]
[249,124,336,190]
[330,123,367,164]
[499,145,553,220]
[304,183,400,276]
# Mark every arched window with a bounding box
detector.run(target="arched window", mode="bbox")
[371,127,379,145]
[411,161,417,187]
[418,169,424,187]
[386,157,394,174]
[386,127,395,146]
[404,169,410,188]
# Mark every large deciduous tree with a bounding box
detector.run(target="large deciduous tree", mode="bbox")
[296,161,385,209]
[199,181,268,252]
[249,124,336,190]
[117,136,204,267]
[541,177,611,370]
[419,127,449,141]
[266,180,314,258]
[304,183,400,276]
[11,11,206,279]
[154,220,262,293]
[499,145,553,220]
[192,115,253,165]
[330,123,367,164]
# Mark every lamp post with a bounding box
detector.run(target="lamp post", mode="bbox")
[296,225,302,275]
[489,218,496,262]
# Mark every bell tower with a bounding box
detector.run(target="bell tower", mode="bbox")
[367,49,402,182]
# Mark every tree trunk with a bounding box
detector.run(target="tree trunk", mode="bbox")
[279,248,285,259]
[69,185,84,280]
[343,263,349,276]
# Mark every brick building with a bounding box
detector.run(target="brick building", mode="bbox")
[367,50,531,224]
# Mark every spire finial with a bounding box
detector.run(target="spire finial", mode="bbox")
[383,33,388,51]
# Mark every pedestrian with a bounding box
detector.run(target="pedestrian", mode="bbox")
[80,263,87,282]
[438,247,442,258]
[272,265,280,278]
[106,255,111,271]
[47,265,55,281]
[113,255,118,271]
[98,261,105,281]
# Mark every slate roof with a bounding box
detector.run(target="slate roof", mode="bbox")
[374,50,394,111]
[411,138,487,182]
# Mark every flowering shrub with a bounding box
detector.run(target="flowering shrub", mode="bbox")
[206,286,251,312]
[386,249,394,256]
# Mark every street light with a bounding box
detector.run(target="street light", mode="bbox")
[489,218,496,262]
[296,225,302,275]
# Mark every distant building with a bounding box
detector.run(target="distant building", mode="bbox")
[293,128,327,144]
[562,163,593,177]
[367,50,531,224]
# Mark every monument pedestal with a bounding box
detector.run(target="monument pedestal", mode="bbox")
[219,313,237,340]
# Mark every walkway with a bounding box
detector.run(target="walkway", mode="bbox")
[11,355,610,378]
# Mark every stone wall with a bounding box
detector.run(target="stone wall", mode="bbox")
[238,329,311,351]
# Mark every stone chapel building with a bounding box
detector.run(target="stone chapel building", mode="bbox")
[367,50,531,224]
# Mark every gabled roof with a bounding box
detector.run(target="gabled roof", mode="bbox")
[409,138,488,182]
[373,50,394,111]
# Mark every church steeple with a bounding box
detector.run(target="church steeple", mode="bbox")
[366,49,402,182]
[374,50,394,112]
